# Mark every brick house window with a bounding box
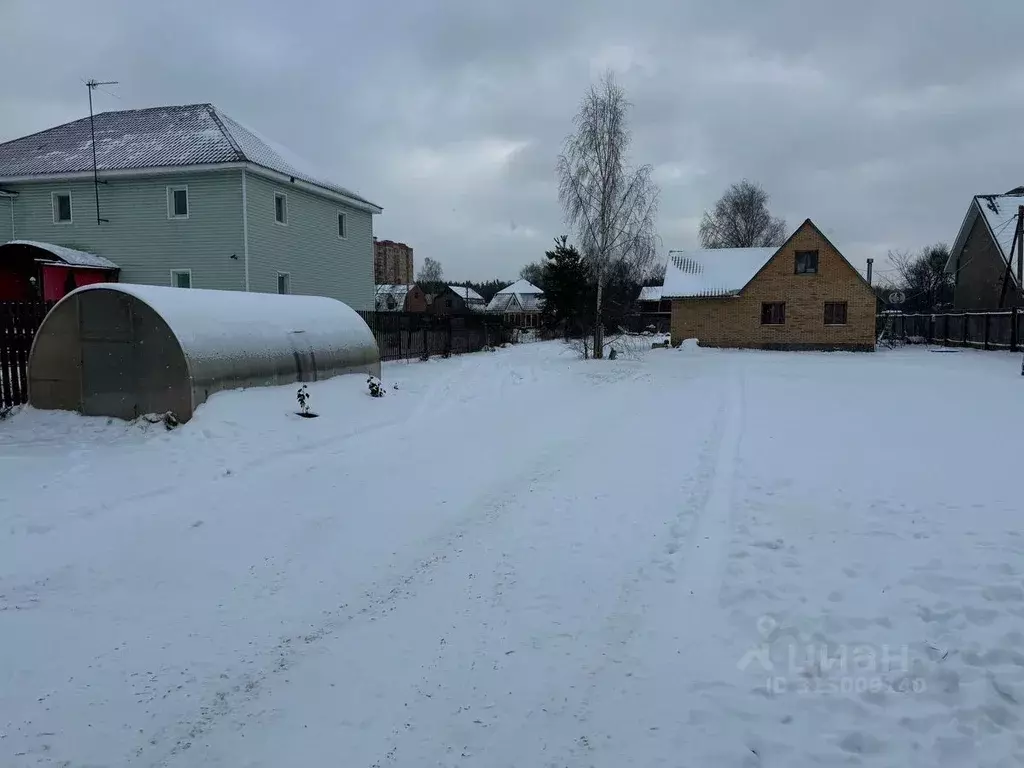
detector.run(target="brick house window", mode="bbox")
[795,250,819,274]
[824,301,847,325]
[761,302,786,325]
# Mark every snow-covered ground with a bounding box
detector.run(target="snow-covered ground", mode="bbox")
[2,342,1023,767]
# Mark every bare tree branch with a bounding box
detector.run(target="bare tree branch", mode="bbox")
[699,180,786,249]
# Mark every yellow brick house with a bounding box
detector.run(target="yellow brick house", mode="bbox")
[664,219,876,351]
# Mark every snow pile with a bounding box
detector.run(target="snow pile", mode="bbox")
[2,343,1024,766]
[678,337,701,352]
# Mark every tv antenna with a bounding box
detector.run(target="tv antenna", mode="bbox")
[86,79,118,225]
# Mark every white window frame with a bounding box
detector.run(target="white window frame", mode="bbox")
[337,210,347,239]
[51,191,73,224]
[167,185,189,220]
[170,269,193,289]
[274,192,288,226]
[277,271,291,295]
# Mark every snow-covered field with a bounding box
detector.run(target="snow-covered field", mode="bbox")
[2,342,1023,767]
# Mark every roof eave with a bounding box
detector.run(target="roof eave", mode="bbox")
[0,162,247,185]
[0,162,382,213]
[945,199,979,273]
[661,291,740,300]
[243,163,382,214]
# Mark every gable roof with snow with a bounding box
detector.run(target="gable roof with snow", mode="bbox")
[374,284,416,311]
[496,278,542,296]
[662,247,778,298]
[485,292,523,313]
[945,189,1024,279]
[486,279,543,313]
[663,219,871,299]
[0,104,380,212]
[446,284,484,302]
[638,286,663,302]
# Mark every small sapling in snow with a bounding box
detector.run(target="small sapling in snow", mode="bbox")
[296,384,319,418]
[367,375,386,398]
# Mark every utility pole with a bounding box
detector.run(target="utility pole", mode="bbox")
[1017,206,1024,376]
[1017,206,1023,295]
[85,79,118,225]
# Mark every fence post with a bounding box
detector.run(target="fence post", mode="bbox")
[928,315,934,344]
[984,313,991,350]
[0,302,12,409]
[1012,308,1019,352]
[943,315,949,346]
[963,314,969,346]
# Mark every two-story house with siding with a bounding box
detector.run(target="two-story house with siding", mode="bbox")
[0,103,381,309]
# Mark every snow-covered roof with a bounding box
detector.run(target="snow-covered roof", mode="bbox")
[496,279,543,295]
[638,286,663,302]
[519,293,544,312]
[2,240,118,270]
[946,189,1024,276]
[0,104,380,212]
[447,285,484,302]
[486,293,520,313]
[374,284,415,311]
[662,248,777,298]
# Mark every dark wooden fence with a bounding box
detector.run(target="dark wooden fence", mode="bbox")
[357,311,511,362]
[1,300,52,411]
[878,308,1024,351]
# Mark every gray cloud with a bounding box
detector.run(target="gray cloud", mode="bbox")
[2,0,1023,280]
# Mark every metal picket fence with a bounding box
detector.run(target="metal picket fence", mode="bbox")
[0,300,52,410]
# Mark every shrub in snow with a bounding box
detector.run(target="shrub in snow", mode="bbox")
[678,338,701,353]
[141,411,180,430]
[296,385,318,417]
[367,375,386,398]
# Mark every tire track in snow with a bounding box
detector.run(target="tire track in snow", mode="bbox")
[674,360,744,622]
[133,393,620,768]
[551,362,746,766]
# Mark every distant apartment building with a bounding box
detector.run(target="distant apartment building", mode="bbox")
[374,238,414,284]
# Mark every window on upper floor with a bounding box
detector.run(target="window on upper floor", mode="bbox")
[171,269,192,289]
[275,193,287,225]
[52,192,72,223]
[337,211,347,238]
[795,250,819,274]
[167,186,189,219]
[277,272,291,295]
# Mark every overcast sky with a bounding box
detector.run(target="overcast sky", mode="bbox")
[2,1,1022,282]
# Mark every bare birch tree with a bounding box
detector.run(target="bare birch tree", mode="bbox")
[557,72,658,359]
[699,180,786,249]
